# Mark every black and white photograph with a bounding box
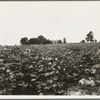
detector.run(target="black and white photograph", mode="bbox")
[0,1,100,97]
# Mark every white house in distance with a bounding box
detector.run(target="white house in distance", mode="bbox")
[52,40,58,44]
[52,38,66,44]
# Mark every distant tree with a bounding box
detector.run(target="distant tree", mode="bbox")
[57,40,62,44]
[38,35,46,44]
[85,31,94,43]
[94,39,97,43]
[63,38,66,43]
[20,37,28,45]
[46,39,53,44]
[28,38,39,44]
[80,40,85,43]
[27,38,34,44]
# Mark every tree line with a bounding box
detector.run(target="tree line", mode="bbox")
[20,31,97,45]
[20,35,52,45]
[20,35,67,45]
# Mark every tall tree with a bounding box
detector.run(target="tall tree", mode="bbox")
[85,31,94,43]
[63,38,66,43]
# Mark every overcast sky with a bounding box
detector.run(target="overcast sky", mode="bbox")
[0,1,100,45]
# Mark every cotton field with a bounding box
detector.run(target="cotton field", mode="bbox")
[0,43,100,95]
